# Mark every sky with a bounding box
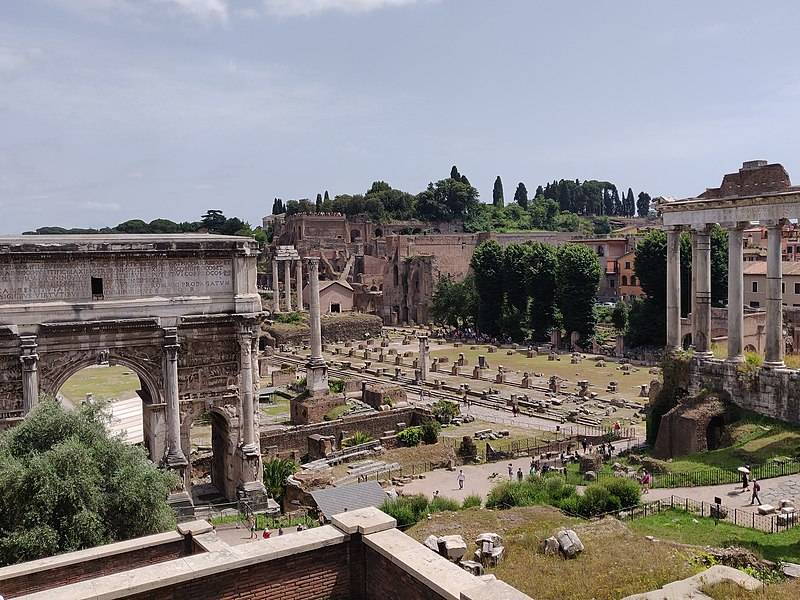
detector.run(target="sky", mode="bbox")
[2,0,800,234]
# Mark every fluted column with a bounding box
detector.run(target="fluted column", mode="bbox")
[284,260,292,312]
[690,233,698,349]
[272,260,280,313]
[238,325,256,452]
[666,227,683,353]
[418,335,429,382]
[725,223,746,362]
[765,220,785,367]
[19,335,39,414]
[692,226,712,357]
[163,328,187,467]
[295,259,303,311]
[305,257,328,394]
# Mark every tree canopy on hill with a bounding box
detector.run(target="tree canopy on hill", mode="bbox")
[0,400,176,566]
[25,210,267,243]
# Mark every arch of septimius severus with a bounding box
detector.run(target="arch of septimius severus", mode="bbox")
[659,161,800,424]
[0,234,267,508]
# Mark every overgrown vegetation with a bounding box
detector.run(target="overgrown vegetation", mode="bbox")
[431,399,459,423]
[420,419,441,444]
[380,493,467,527]
[327,378,345,394]
[273,311,306,325]
[262,458,298,501]
[397,426,423,447]
[0,400,177,566]
[341,431,373,448]
[486,474,641,518]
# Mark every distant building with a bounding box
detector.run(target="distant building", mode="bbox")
[303,279,354,314]
[744,261,800,309]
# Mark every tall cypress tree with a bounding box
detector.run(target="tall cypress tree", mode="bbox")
[535,185,544,198]
[612,188,622,216]
[492,176,505,207]
[450,165,461,181]
[625,188,635,217]
[514,182,529,209]
[324,190,330,202]
[637,192,651,218]
[315,193,322,213]
[271,198,278,215]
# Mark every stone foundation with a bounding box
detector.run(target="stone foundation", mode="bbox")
[689,359,800,425]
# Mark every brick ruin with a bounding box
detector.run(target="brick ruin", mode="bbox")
[0,508,533,600]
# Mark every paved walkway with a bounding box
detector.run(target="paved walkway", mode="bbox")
[401,459,800,514]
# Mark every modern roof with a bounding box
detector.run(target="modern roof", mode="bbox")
[743,261,800,276]
[309,481,389,519]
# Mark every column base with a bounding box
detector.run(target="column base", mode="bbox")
[167,490,194,520]
[306,361,329,395]
[726,354,744,364]
[695,351,714,360]
[763,360,786,369]
[165,451,188,469]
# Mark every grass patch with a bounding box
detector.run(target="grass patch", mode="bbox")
[702,580,800,600]
[629,509,800,564]
[59,365,141,404]
[407,506,701,600]
[323,403,350,421]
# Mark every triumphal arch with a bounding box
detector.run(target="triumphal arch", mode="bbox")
[0,234,266,506]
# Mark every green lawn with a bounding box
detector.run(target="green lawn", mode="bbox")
[59,365,141,403]
[260,397,290,417]
[629,509,800,564]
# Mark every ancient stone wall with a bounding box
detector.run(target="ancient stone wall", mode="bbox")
[689,359,800,425]
[364,548,448,600]
[260,407,421,459]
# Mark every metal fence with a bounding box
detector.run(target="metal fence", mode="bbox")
[612,495,799,534]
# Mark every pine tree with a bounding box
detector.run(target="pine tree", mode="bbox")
[514,182,529,209]
[450,165,461,181]
[535,185,544,198]
[637,192,652,218]
[625,188,635,217]
[492,176,505,207]
[315,193,322,213]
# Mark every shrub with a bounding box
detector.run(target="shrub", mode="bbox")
[432,399,460,422]
[381,494,430,527]
[461,494,482,509]
[274,311,304,325]
[397,426,423,447]
[420,419,441,444]
[341,431,373,448]
[429,496,461,513]
[574,485,613,517]
[458,436,478,460]
[328,379,345,394]
[602,477,641,508]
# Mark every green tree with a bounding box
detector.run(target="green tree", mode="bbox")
[710,225,729,307]
[556,244,601,343]
[416,178,479,222]
[315,193,322,213]
[611,300,629,332]
[624,188,635,217]
[431,274,477,327]
[636,192,651,218]
[513,182,529,209]
[0,400,176,566]
[262,458,299,501]
[502,243,532,314]
[492,176,504,207]
[201,209,226,231]
[525,242,558,341]
[471,240,505,335]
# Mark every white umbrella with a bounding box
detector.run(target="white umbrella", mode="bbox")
[737,466,751,474]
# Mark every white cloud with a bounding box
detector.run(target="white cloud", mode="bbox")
[262,0,423,17]
[47,0,229,24]
[161,0,229,23]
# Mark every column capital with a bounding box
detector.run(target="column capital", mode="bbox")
[762,218,788,229]
[664,225,684,233]
[162,327,180,356]
[689,224,713,234]
[304,256,320,267]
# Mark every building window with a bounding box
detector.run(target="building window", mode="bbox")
[750,301,760,308]
[782,282,786,294]
[622,275,628,286]
[330,303,341,313]
[795,283,800,295]
[625,261,631,270]
[752,281,758,293]
[609,279,615,288]
[91,277,104,300]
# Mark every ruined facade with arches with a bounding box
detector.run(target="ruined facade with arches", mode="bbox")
[0,234,266,507]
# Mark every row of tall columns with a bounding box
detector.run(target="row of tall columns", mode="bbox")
[666,220,785,367]
[271,259,303,313]
[305,257,329,394]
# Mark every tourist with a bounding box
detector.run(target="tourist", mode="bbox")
[263,528,270,539]
[750,479,762,506]
[516,467,523,482]
[249,520,256,540]
[640,470,651,494]
[457,470,465,490]
[741,466,750,491]
[507,463,513,479]
[278,527,284,536]
[581,439,588,454]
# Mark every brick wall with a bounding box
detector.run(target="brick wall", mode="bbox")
[123,546,351,600]
[3,539,189,598]
[364,546,448,600]
[261,407,421,459]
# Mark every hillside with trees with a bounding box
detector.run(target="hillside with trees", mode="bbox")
[273,167,653,235]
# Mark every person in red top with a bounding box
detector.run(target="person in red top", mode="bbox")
[263,528,271,539]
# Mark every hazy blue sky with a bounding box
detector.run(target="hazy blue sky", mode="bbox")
[2,0,800,233]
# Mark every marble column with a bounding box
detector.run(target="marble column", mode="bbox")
[19,335,39,414]
[305,257,329,394]
[238,325,256,452]
[666,227,683,353]
[418,335,429,382]
[163,328,187,468]
[765,220,785,367]
[725,223,745,362]
[692,226,712,356]
[295,259,303,311]
[284,260,292,312]
[690,233,698,349]
[272,260,280,313]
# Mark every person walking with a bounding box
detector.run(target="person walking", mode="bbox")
[750,479,762,505]
[457,470,465,490]
[517,467,524,482]
[507,463,513,479]
[741,466,750,491]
